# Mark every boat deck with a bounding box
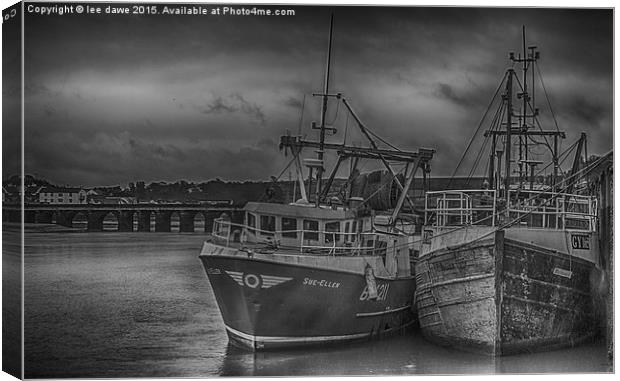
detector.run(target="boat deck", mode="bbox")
[200,240,397,278]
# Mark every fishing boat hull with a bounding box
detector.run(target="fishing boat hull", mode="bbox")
[415,229,598,355]
[200,243,416,351]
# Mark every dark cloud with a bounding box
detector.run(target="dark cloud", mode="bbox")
[197,96,238,114]
[128,138,187,161]
[24,130,281,185]
[566,96,606,130]
[17,6,613,186]
[284,96,303,109]
[435,83,471,108]
[195,93,266,125]
[231,93,266,126]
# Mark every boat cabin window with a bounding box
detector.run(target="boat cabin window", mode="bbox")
[260,215,276,236]
[247,213,256,234]
[358,220,364,233]
[281,217,298,238]
[303,219,319,241]
[344,222,351,242]
[325,221,341,243]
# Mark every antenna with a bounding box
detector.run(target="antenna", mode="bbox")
[314,13,334,206]
[507,26,556,190]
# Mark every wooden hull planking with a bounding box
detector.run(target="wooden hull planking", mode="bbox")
[415,230,596,355]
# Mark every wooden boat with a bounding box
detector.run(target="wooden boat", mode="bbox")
[415,28,603,355]
[199,16,435,351]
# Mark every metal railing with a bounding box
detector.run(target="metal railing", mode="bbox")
[425,190,497,227]
[507,190,597,231]
[425,189,597,231]
[212,218,382,255]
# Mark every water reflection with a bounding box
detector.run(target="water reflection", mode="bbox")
[219,332,494,376]
[219,331,610,376]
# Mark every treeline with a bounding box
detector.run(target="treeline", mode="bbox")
[3,175,300,205]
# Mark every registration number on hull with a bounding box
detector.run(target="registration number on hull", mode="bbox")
[571,234,590,250]
[360,283,390,301]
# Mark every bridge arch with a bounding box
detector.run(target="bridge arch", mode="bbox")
[177,210,199,232]
[170,211,181,232]
[21,205,243,232]
[118,210,134,232]
[71,211,89,231]
[150,212,157,231]
[102,211,119,231]
[135,210,151,232]
[35,210,53,224]
[154,211,172,232]
[193,212,207,232]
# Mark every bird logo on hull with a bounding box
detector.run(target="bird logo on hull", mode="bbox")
[225,270,293,289]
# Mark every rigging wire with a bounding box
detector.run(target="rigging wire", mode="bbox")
[364,126,401,151]
[243,150,605,255]
[448,71,509,188]
[256,155,300,203]
[466,96,506,183]
[536,62,563,154]
[242,150,607,255]
[536,62,562,134]
[529,138,579,179]
[297,94,306,135]
[512,74,556,158]
[342,111,350,145]
[467,133,492,183]
[326,97,340,126]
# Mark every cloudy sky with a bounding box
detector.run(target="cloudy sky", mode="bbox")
[5,3,613,186]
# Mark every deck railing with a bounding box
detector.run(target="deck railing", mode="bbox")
[212,218,382,255]
[507,190,597,231]
[425,190,497,227]
[425,189,597,231]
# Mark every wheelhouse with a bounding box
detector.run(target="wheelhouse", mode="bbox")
[213,202,381,255]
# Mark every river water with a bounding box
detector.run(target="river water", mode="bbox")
[19,226,611,378]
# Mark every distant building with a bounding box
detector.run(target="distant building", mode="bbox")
[2,185,23,203]
[88,195,136,205]
[37,186,87,204]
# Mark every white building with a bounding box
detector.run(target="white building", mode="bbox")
[37,187,87,204]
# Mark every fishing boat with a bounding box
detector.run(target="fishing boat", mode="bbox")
[415,28,605,355]
[199,17,435,351]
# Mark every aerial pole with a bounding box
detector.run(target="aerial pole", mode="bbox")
[520,26,527,185]
[315,14,334,206]
[484,30,564,193]
[488,134,496,189]
[509,27,543,189]
[504,69,514,195]
[278,14,435,209]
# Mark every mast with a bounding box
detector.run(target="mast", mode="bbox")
[506,27,564,191]
[314,14,334,206]
[482,28,569,195]
[279,15,435,211]
[504,69,513,194]
[520,26,527,186]
[488,134,496,189]
[566,132,587,194]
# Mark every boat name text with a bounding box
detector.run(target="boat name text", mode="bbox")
[303,277,341,288]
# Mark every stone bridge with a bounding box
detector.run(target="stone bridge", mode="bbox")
[2,204,244,232]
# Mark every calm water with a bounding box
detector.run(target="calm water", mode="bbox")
[21,227,611,378]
